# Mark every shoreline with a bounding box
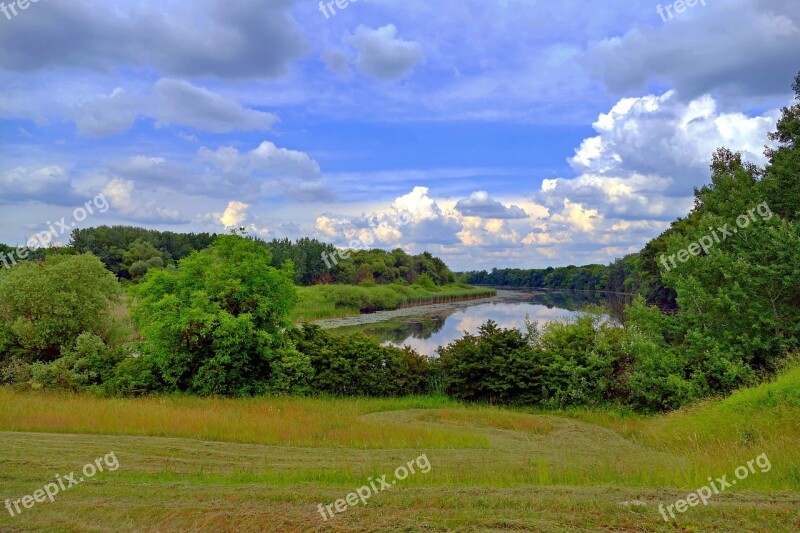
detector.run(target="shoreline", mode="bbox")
[310,289,523,329]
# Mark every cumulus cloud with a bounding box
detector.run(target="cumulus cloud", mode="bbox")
[345,25,425,80]
[538,90,780,220]
[220,201,250,228]
[198,141,332,202]
[455,191,529,219]
[199,141,321,181]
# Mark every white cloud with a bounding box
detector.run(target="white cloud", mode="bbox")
[102,178,188,224]
[220,200,250,228]
[345,25,425,80]
[584,1,800,101]
[199,141,321,181]
[197,141,331,202]
[75,88,138,137]
[538,90,780,221]
[0,166,82,205]
[74,80,278,137]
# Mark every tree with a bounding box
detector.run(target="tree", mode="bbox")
[131,235,306,396]
[0,254,122,360]
[764,70,800,221]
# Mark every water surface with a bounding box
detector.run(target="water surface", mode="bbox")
[331,290,611,356]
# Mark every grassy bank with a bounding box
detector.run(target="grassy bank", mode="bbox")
[292,283,496,321]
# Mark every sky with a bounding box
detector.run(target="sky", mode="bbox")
[0,0,798,270]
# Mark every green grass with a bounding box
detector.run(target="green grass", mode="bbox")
[0,371,798,531]
[292,283,496,321]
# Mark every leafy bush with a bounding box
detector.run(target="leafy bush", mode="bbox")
[439,316,632,409]
[291,325,430,396]
[23,333,124,392]
[104,356,162,396]
[131,235,301,396]
[0,254,122,360]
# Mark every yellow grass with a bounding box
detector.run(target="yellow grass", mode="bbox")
[0,391,488,450]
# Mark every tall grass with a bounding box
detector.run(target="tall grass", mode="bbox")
[0,391,488,449]
[293,284,496,321]
[560,363,800,489]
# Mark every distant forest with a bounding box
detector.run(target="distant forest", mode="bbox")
[462,253,676,308]
[13,226,457,287]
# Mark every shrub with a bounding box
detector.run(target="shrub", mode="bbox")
[0,254,122,360]
[104,356,162,396]
[131,235,298,396]
[291,325,430,396]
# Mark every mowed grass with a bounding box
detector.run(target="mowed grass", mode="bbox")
[0,371,799,531]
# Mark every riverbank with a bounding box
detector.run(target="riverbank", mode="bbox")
[309,288,611,329]
[292,284,496,322]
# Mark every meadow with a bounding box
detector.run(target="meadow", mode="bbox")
[1,365,798,532]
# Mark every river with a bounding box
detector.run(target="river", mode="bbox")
[318,289,617,356]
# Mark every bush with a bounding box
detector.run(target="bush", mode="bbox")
[414,273,436,289]
[291,325,430,396]
[0,254,122,360]
[24,333,125,392]
[104,356,162,396]
[131,235,299,396]
[438,316,633,408]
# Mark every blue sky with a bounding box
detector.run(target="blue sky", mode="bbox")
[0,0,798,269]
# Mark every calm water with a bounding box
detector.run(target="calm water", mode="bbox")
[333,291,613,356]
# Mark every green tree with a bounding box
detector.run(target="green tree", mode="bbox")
[0,254,122,360]
[132,235,305,396]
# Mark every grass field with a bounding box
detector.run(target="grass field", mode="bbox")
[292,284,496,321]
[1,367,799,531]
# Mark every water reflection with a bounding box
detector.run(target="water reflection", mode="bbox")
[332,290,613,356]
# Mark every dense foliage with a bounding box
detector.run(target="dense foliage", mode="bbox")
[464,264,611,292]
[264,238,455,286]
[70,226,214,280]
[130,235,305,396]
[63,228,457,287]
[0,254,122,360]
[438,317,630,408]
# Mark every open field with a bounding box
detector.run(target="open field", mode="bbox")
[0,368,799,532]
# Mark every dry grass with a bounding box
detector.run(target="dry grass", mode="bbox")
[0,391,488,450]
